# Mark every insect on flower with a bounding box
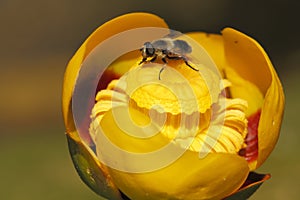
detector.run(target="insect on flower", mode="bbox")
[63,13,285,200]
[139,34,199,79]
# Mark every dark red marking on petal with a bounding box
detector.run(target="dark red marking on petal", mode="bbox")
[77,69,121,147]
[239,109,261,162]
[96,69,122,93]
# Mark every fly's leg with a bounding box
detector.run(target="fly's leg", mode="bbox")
[139,57,147,65]
[167,55,199,71]
[158,53,169,80]
[150,55,158,62]
[182,57,199,71]
[158,67,165,80]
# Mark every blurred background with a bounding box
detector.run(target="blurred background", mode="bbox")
[0,0,299,199]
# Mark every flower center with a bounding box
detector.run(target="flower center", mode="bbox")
[89,61,248,155]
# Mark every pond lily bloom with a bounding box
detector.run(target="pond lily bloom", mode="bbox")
[62,13,284,199]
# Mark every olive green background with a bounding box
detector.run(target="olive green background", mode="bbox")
[0,0,299,199]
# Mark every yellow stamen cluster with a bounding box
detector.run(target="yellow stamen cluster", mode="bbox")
[90,61,248,155]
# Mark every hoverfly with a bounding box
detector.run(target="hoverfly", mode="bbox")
[139,32,198,79]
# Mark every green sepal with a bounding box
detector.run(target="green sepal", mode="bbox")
[66,133,123,199]
[224,172,270,200]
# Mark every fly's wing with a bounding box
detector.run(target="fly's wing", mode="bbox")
[162,29,184,39]
[162,30,192,55]
[151,39,170,51]
[148,29,184,53]
[172,40,192,54]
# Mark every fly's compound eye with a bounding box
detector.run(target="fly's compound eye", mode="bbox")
[144,42,155,57]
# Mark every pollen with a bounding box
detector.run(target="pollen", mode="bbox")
[89,61,248,155]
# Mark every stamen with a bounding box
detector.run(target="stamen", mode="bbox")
[89,63,249,156]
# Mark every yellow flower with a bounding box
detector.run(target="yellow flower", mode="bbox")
[62,13,284,199]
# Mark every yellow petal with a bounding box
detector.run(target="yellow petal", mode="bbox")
[98,107,249,200]
[186,32,264,116]
[62,12,169,199]
[185,32,225,73]
[257,75,284,167]
[62,12,168,134]
[222,28,271,95]
[187,29,284,168]
[224,67,264,116]
[109,154,249,200]
[222,28,285,168]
